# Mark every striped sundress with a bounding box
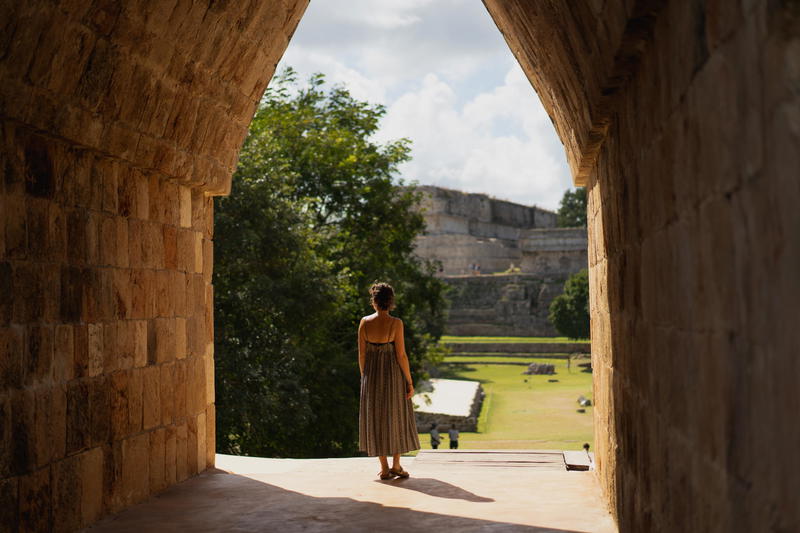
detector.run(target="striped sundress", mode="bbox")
[358,319,420,456]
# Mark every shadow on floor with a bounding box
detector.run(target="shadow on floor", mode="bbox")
[85,469,586,532]
[376,477,495,502]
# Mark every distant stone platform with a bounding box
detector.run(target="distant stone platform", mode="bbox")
[412,379,484,432]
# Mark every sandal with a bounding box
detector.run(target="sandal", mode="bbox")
[379,470,395,480]
[389,467,410,478]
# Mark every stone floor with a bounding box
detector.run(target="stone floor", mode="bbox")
[86,451,617,532]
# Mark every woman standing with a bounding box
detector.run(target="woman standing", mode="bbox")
[358,282,420,479]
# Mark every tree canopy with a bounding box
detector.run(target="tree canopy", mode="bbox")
[548,269,590,340]
[556,187,587,227]
[213,69,447,458]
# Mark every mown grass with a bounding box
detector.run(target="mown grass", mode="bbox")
[440,335,590,344]
[444,355,590,364]
[418,357,594,451]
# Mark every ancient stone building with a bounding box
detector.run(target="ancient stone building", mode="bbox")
[414,186,587,336]
[0,1,797,532]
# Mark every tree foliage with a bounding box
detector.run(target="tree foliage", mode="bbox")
[213,69,447,458]
[548,269,590,340]
[556,187,587,227]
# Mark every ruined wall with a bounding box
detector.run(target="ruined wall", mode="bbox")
[487,1,800,531]
[443,274,564,337]
[0,1,307,529]
[415,186,558,275]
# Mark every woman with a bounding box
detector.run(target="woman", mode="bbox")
[358,282,420,479]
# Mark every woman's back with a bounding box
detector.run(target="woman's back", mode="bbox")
[362,314,397,344]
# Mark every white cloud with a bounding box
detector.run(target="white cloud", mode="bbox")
[276,0,573,211]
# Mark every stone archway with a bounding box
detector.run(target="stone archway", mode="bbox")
[0,1,798,531]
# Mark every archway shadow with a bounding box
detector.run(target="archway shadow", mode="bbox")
[87,468,586,532]
[375,477,494,502]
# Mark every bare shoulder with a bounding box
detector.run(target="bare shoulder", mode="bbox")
[393,317,404,327]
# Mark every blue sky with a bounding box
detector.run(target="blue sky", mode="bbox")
[277,0,573,211]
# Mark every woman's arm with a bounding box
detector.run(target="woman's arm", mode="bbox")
[358,318,366,376]
[393,319,414,398]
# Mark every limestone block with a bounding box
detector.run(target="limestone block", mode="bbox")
[53,324,75,382]
[173,360,187,418]
[187,416,198,477]
[192,232,203,273]
[141,221,164,270]
[175,317,187,360]
[101,321,117,373]
[195,412,206,474]
[87,323,103,377]
[159,362,175,425]
[35,386,66,467]
[121,433,149,506]
[26,197,49,261]
[156,270,173,317]
[202,236,213,283]
[5,194,26,259]
[142,365,161,430]
[176,228,194,273]
[19,466,53,532]
[0,326,24,389]
[172,271,187,318]
[163,225,177,270]
[115,217,129,268]
[205,355,215,404]
[24,325,53,387]
[88,376,110,447]
[164,425,177,486]
[176,422,188,482]
[205,404,215,469]
[179,186,192,228]
[72,324,89,378]
[66,380,89,455]
[132,320,147,368]
[148,317,176,364]
[127,219,143,268]
[127,369,143,435]
[0,263,12,325]
[13,263,44,323]
[80,447,103,527]
[110,371,129,440]
[100,214,117,267]
[0,477,19,531]
[148,427,166,493]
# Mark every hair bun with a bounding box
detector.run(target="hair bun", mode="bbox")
[369,282,395,311]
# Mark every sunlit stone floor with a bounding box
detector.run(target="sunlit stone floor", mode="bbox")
[85,451,616,532]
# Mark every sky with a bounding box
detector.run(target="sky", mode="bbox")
[276,0,573,211]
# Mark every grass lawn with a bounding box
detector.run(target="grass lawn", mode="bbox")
[440,335,590,344]
[418,357,594,451]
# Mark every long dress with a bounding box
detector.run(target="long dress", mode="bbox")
[358,319,420,456]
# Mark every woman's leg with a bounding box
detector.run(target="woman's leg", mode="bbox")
[378,455,390,474]
[391,453,401,470]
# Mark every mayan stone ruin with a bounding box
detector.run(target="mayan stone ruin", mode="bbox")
[414,186,587,336]
[1,1,798,532]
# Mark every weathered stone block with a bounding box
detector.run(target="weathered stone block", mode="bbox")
[66,381,89,455]
[88,376,110,447]
[205,404,215,468]
[0,326,25,389]
[163,225,177,270]
[0,477,19,532]
[72,324,89,378]
[19,466,52,532]
[146,317,173,365]
[179,186,192,228]
[53,324,75,383]
[172,270,187,317]
[159,362,175,426]
[148,427,166,494]
[34,386,66,468]
[127,218,143,268]
[80,447,103,527]
[87,322,103,377]
[187,415,198,477]
[164,425,177,486]
[156,270,172,317]
[142,365,161,430]
[173,360,187,419]
[175,422,188,482]
[0,262,12,325]
[132,320,147,368]
[121,433,149,506]
[176,228,194,273]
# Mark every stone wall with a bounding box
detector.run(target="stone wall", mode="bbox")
[0,0,307,529]
[443,274,565,337]
[415,185,561,275]
[487,1,800,531]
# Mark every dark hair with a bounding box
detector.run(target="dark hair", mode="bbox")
[369,282,395,311]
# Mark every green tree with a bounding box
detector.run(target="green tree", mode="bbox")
[548,269,590,339]
[214,68,447,458]
[556,187,587,227]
